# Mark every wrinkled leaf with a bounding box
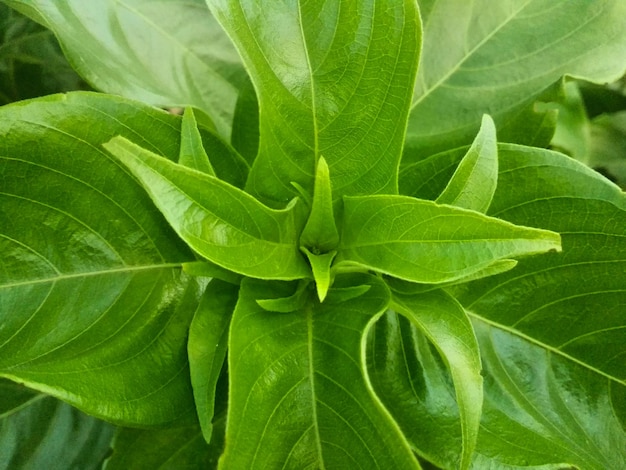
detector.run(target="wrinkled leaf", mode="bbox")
[207,0,421,204]
[408,0,626,157]
[339,194,561,284]
[188,279,238,443]
[222,274,420,469]
[3,0,244,136]
[392,290,482,470]
[104,136,310,280]
[0,92,199,425]
[0,393,115,470]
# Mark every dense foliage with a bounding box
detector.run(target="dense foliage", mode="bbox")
[1,1,625,469]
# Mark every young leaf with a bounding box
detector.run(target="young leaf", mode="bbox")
[408,0,626,156]
[207,0,421,204]
[179,107,216,176]
[4,0,245,137]
[392,290,482,470]
[339,195,561,284]
[301,248,336,302]
[436,114,497,213]
[188,279,238,443]
[104,136,311,280]
[222,274,420,469]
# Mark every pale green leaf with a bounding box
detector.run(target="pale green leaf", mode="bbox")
[104,136,311,280]
[392,290,482,470]
[436,114,497,213]
[0,392,115,470]
[0,92,199,426]
[338,194,561,284]
[408,0,626,157]
[3,0,244,136]
[188,279,237,443]
[180,107,216,176]
[207,0,421,205]
[221,274,420,469]
[301,249,336,302]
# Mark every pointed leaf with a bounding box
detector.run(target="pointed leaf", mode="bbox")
[207,0,421,204]
[436,114,497,213]
[408,0,626,156]
[188,279,238,443]
[4,0,245,136]
[179,107,216,176]
[339,195,561,284]
[104,136,310,280]
[392,290,482,470]
[301,249,336,302]
[222,274,420,469]
[0,92,200,425]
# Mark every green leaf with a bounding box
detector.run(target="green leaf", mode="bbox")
[0,92,200,426]
[391,290,482,470]
[408,0,626,157]
[301,249,336,302]
[179,107,216,176]
[0,393,115,470]
[4,0,245,137]
[104,423,220,470]
[221,274,420,469]
[188,279,238,443]
[338,194,561,284]
[587,110,626,189]
[436,114,497,213]
[550,81,591,162]
[207,0,421,205]
[230,75,259,165]
[104,136,311,280]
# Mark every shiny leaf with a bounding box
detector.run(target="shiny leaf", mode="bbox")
[339,194,561,284]
[4,0,244,136]
[408,0,626,157]
[207,0,421,205]
[104,136,310,280]
[0,92,199,425]
[221,274,420,469]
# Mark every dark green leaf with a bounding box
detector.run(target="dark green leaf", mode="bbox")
[0,92,199,425]
[221,274,420,468]
[207,0,421,205]
[339,194,561,284]
[104,136,311,280]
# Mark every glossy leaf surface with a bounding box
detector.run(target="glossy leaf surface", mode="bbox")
[339,195,561,283]
[0,92,198,425]
[4,0,244,136]
[222,274,420,469]
[392,290,482,470]
[207,0,421,204]
[104,136,310,280]
[408,0,626,157]
[0,392,115,470]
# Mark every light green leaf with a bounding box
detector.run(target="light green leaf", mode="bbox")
[550,81,591,162]
[436,114,497,213]
[301,248,336,302]
[392,290,482,470]
[338,194,561,284]
[0,392,115,470]
[221,274,420,469]
[188,279,237,443]
[104,136,311,280]
[4,0,245,137]
[408,0,626,157]
[180,107,216,176]
[0,92,199,426]
[207,0,421,205]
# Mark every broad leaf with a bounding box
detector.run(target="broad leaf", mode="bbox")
[188,279,238,443]
[0,92,200,425]
[104,136,310,280]
[391,290,482,470]
[0,392,115,470]
[222,274,420,469]
[207,0,421,205]
[408,0,626,157]
[338,194,561,284]
[3,0,245,136]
